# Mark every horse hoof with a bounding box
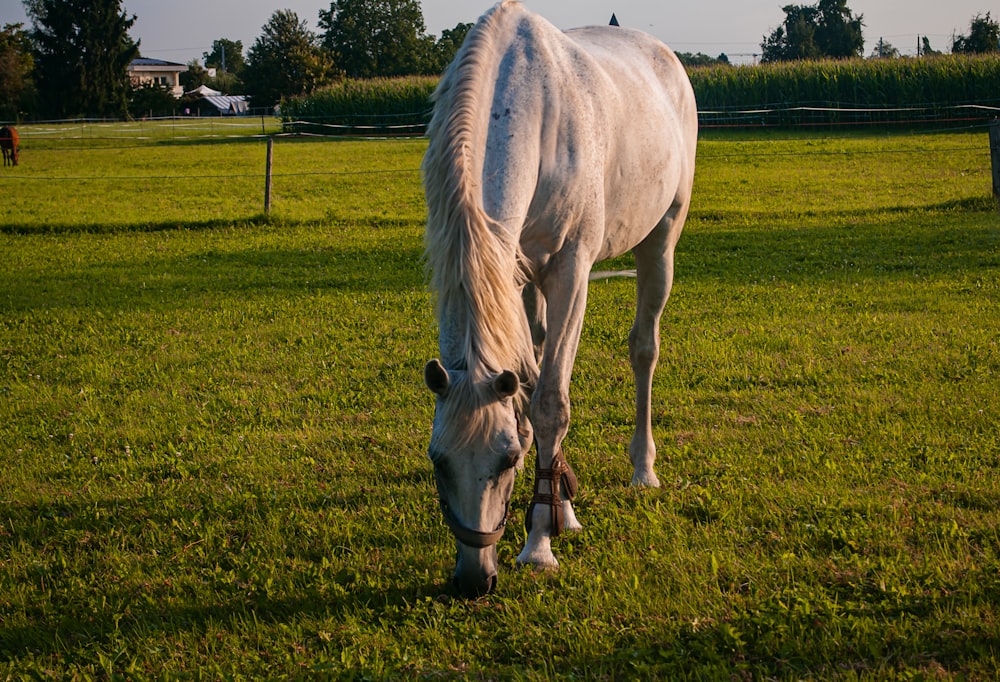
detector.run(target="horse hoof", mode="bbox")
[562,501,583,532]
[631,470,661,488]
[516,545,559,569]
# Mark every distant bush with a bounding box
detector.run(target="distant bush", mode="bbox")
[281,76,437,135]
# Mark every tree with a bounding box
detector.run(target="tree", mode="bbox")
[953,12,1000,54]
[204,39,245,77]
[319,0,437,78]
[762,5,820,61]
[921,36,942,57]
[761,0,864,62]
[0,23,35,120]
[25,0,140,118]
[869,38,899,59]
[243,10,334,108]
[180,59,211,91]
[128,82,177,118]
[431,22,472,72]
[676,52,731,67]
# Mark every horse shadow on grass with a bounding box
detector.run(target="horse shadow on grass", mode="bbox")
[0,239,426,315]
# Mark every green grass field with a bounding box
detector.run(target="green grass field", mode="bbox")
[1,121,998,679]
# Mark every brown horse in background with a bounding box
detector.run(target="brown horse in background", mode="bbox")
[0,126,19,166]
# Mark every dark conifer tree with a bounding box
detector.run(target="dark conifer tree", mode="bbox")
[25,0,139,118]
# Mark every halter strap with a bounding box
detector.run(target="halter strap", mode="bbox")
[525,450,578,536]
[439,499,509,548]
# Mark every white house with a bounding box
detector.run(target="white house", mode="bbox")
[128,58,187,97]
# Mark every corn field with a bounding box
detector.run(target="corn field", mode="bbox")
[281,77,438,136]
[690,54,1000,127]
[280,55,1000,133]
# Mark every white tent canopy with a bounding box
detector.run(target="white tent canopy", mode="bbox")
[184,85,249,116]
[185,85,222,97]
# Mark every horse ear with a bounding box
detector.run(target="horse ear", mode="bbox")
[493,370,519,399]
[424,359,450,396]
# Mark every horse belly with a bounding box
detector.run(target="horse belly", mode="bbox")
[597,137,684,261]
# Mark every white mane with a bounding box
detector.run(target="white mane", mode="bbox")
[421,1,532,385]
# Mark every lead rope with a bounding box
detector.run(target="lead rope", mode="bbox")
[525,450,578,536]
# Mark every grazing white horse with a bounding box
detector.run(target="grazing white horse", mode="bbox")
[422,0,697,597]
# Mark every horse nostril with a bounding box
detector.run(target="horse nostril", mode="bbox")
[454,572,499,598]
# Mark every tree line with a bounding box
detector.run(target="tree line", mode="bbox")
[664,2,996,68]
[1,0,998,122]
[759,0,998,62]
[0,0,471,121]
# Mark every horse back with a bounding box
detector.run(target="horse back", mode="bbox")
[479,11,697,263]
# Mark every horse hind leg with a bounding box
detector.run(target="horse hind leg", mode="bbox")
[628,206,686,487]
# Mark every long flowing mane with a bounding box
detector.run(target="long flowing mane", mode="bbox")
[422,1,531,381]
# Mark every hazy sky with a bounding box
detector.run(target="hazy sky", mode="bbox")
[2,0,992,65]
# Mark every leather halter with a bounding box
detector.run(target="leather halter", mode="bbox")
[439,499,509,548]
[526,450,578,536]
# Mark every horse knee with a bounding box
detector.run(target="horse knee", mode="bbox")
[531,387,570,437]
[628,327,659,370]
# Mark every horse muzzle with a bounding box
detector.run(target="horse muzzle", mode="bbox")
[439,499,508,597]
[439,499,509,548]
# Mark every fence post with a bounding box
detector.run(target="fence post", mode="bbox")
[991,119,1000,203]
[264,137,273,215]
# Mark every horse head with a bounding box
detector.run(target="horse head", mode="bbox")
[424,359,532,597]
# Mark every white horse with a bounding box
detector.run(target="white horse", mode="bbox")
[422,0,697,597]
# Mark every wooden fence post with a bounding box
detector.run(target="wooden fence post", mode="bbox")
[991,119,1000,203]
[264,137,274,215]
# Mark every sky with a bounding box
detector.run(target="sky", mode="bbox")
[2,0,993,65]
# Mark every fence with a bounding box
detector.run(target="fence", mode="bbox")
[7,103,999,141]
[283,103,1000,136]
[698,103,1000,129]
[0,116,996,226]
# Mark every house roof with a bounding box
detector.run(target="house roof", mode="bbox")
[130,58,186,68]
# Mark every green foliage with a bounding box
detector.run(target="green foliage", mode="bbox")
[128,82,179,119]
[203,38,246,76]
[318,0,438,78]
[921,36,942,57]
[762,0,864,62]
[281,76,437,134]
[25,0,139,118]
[0,123,998,678]
[0,23,35,120]
[953,12,1000,54]
[690,54,1000,124]
[677,51,731,67]
[180,58,243,96]
[432,22,473,72]
[243,10,334,109]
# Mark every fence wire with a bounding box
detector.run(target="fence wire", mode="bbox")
[0,112,994,185]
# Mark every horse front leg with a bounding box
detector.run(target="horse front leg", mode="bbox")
[517,259,589,569]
